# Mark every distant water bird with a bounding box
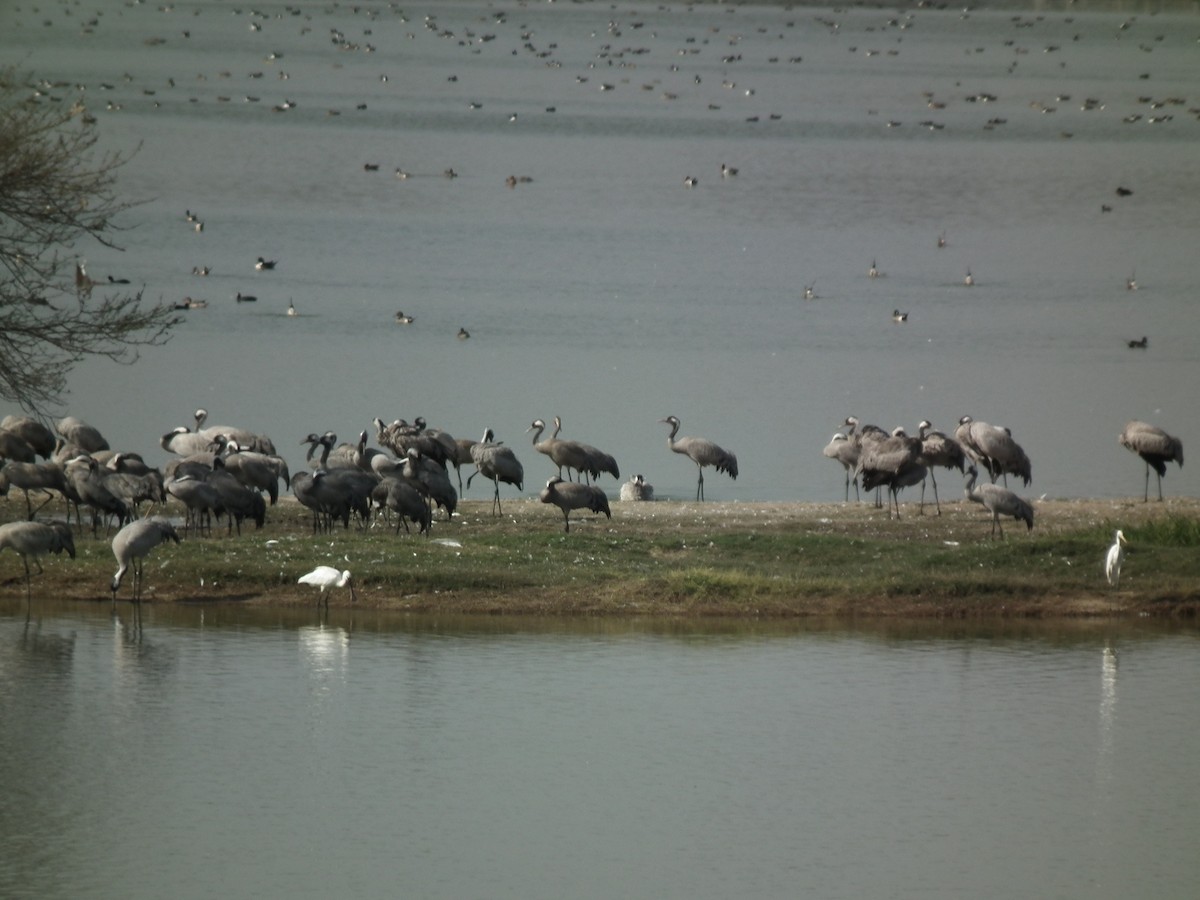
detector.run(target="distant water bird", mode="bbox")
[75,261,94,297]
[892,309,908,322]
[683,175,698,187]
[255,256,277,270]
[192,265,211,276]
[287,300,297,317]
[721,163,738,177]
[661,415,738,501]
[1126,271,1138,291]
[822,432,860,502]
[963,269,975,286]
[395,169,410,180]
[236,292,257,303]
[0,521,75,600]
[1115,186,1133,196]
[937,232,947,248]
[1119,420,1183,502]
[107,275,131,284]
[1127,336,1148,349]
[804,282,817,300]
[868,259,880,278]
[363,163,380,171]
[540,477,611,532]
[1105,529,1128,588]
[111,517,180,603]
[175,297,208,310]
[443,168,458,178]
[963,465,1033,538]
[298,565,357,608]
[619,474,655,502]
[395,311,414,324]
[457,327,470,340]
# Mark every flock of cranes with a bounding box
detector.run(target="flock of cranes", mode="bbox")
[0,406,1187,603]
[824,413,1184,538]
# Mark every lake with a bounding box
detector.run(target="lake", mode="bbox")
[2,603,1199,899]
[0,0,1196,504]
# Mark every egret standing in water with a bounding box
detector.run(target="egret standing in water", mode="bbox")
[1105,530,1128,588]
[298,566,357,607]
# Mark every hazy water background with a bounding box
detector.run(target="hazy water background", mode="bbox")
[2,603,1199,899]
[2,0,1197,503]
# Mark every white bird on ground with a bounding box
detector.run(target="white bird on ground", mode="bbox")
[111,517,181,603]
[1105,529,1128,588]
[298,565,358,608]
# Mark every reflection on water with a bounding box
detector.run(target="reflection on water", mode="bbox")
[2,603,1199,900]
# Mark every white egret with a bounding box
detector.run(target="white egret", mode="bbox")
[298,566,357,607]
[1105,530,1128,588]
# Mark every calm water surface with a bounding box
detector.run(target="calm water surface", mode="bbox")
[2,603,1199,899]
[1,0,1197,502]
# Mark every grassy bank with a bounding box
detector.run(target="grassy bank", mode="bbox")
[3,495,1200,618]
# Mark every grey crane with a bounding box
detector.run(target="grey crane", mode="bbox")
[822,432,860,502]
[467,428,524,516]
[0,460,69,520]
[856,427,924,519]
[528,418,591,481]
[222,441,290,505]
[400,448,457,520]
[160,425,223,457]
[193,408,275,455]
[916,420,966,515]
[554,415,620,483]
[0,430,37,463]
[954,415,1031,487]
[0,416,56,459]
[373,477,432,535]
[0,520,75,601]
[540,476,611,532]
[63,455,130,535]
[842,415,888,507]
[55,416,109,454]
[1119,420,1183,502]
[661,415,738,501]
[963,465,1033,538]
[166,473,223,536]
[619,474,655,502]
[111,517,181,603]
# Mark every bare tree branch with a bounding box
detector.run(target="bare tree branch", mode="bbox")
[0,66,181,415]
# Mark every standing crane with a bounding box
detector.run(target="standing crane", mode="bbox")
[1119,421,1183,502]
[111,517,181,603]
[661,416,738,501]
[0,520,75,601]
[467,428,524,515]
[856,427,924,519]
[916,420,966,515]
[822,432,860,502]
[540,476,611,532]
[963,466,1033,538]
[955,415,1031,487]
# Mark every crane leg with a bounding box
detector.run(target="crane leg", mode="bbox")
[1143,463,1150,502]
[696,468,705,502]
[930,470,941,515]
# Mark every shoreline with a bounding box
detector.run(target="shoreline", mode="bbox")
[5,495,1199,619]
